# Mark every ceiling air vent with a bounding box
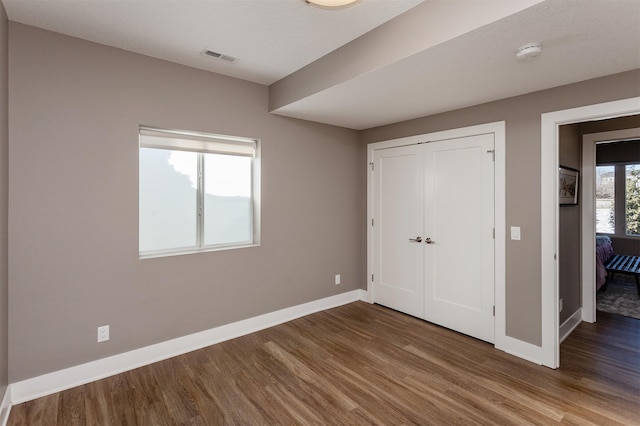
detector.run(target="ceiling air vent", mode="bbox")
[201,49,238,63]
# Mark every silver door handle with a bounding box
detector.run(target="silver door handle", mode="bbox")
[425,238,434,244]
[409,236,422,243]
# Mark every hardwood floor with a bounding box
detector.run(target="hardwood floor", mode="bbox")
[8,302,640,425]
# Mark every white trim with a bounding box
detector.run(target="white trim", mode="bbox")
[541,97,640,369]
[582,137,597,323]
[582,128,640,323]
[493,123,507,353]
[366,147,375,304]
[366,122,508,353]
[10,290,367,405]
[502,336,542,365]
[559,308,583,343]
[0,386,11,426]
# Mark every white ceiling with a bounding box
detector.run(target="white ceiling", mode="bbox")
[3,0,640,130]
[275,0,640,129]
[2,0,423,85]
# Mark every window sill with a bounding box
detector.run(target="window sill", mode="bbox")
[139,242,260,260]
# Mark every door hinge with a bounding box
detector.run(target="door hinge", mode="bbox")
[371,274,374,282]
[493,305,495,316]
[371,218,374,226]
[487,149,495,161]
[369,162,374,171]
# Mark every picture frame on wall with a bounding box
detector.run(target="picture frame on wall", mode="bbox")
[559,166,579,205]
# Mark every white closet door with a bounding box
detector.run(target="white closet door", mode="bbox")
[372,145,424,318]
[423,134,495,343]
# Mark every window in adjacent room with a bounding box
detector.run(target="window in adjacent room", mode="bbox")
[139,127,260,258]
[595,162,640,237]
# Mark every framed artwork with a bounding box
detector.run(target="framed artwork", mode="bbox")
[559,166,579,205]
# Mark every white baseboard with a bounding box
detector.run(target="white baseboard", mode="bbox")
[11,289,368,405]
[560,308,583,343]
[502,336,543,365]
[0,385,11,426]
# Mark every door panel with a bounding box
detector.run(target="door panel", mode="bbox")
[424,134,495,343]
[372,145,424,317]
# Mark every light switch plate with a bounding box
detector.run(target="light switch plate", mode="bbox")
[510,226,521,241]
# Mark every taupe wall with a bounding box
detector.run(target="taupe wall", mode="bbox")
[8,24,364,382]
[362,69,640,346]
[0,1,9,396]
[558,124,581,324]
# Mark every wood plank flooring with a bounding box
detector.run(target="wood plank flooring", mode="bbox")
[8,302,640,425]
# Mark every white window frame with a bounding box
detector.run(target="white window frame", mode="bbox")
[139,126,261,258]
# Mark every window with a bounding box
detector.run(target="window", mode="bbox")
[595,163,640,237]
[139,127,259,257]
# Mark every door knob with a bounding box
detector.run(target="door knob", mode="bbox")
[425,238,434,244]
[409,236,422,243]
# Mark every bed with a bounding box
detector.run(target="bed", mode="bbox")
[595,235,615,290]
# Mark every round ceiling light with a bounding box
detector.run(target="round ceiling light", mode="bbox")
[304,0,361,8]
[516,43,542,60]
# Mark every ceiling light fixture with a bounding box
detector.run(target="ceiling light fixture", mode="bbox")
[304,0,361,9]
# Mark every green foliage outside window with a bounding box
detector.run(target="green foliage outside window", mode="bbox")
[626,165,640,235]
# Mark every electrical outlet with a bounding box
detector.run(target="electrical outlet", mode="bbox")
[335,274,341,285]
[97,325,109,343]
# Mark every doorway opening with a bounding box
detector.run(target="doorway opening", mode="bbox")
[581,128,640,323]
[541,97,640,369]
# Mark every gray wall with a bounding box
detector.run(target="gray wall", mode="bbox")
[8,24,364,382]
[0,0,9,397]
[361,69,640,346]
[558,124,581,324]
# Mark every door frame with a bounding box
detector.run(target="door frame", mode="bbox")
[367,121,507,351]
[540,97,640,369]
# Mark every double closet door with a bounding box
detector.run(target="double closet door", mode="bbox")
[371,133,495,343]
